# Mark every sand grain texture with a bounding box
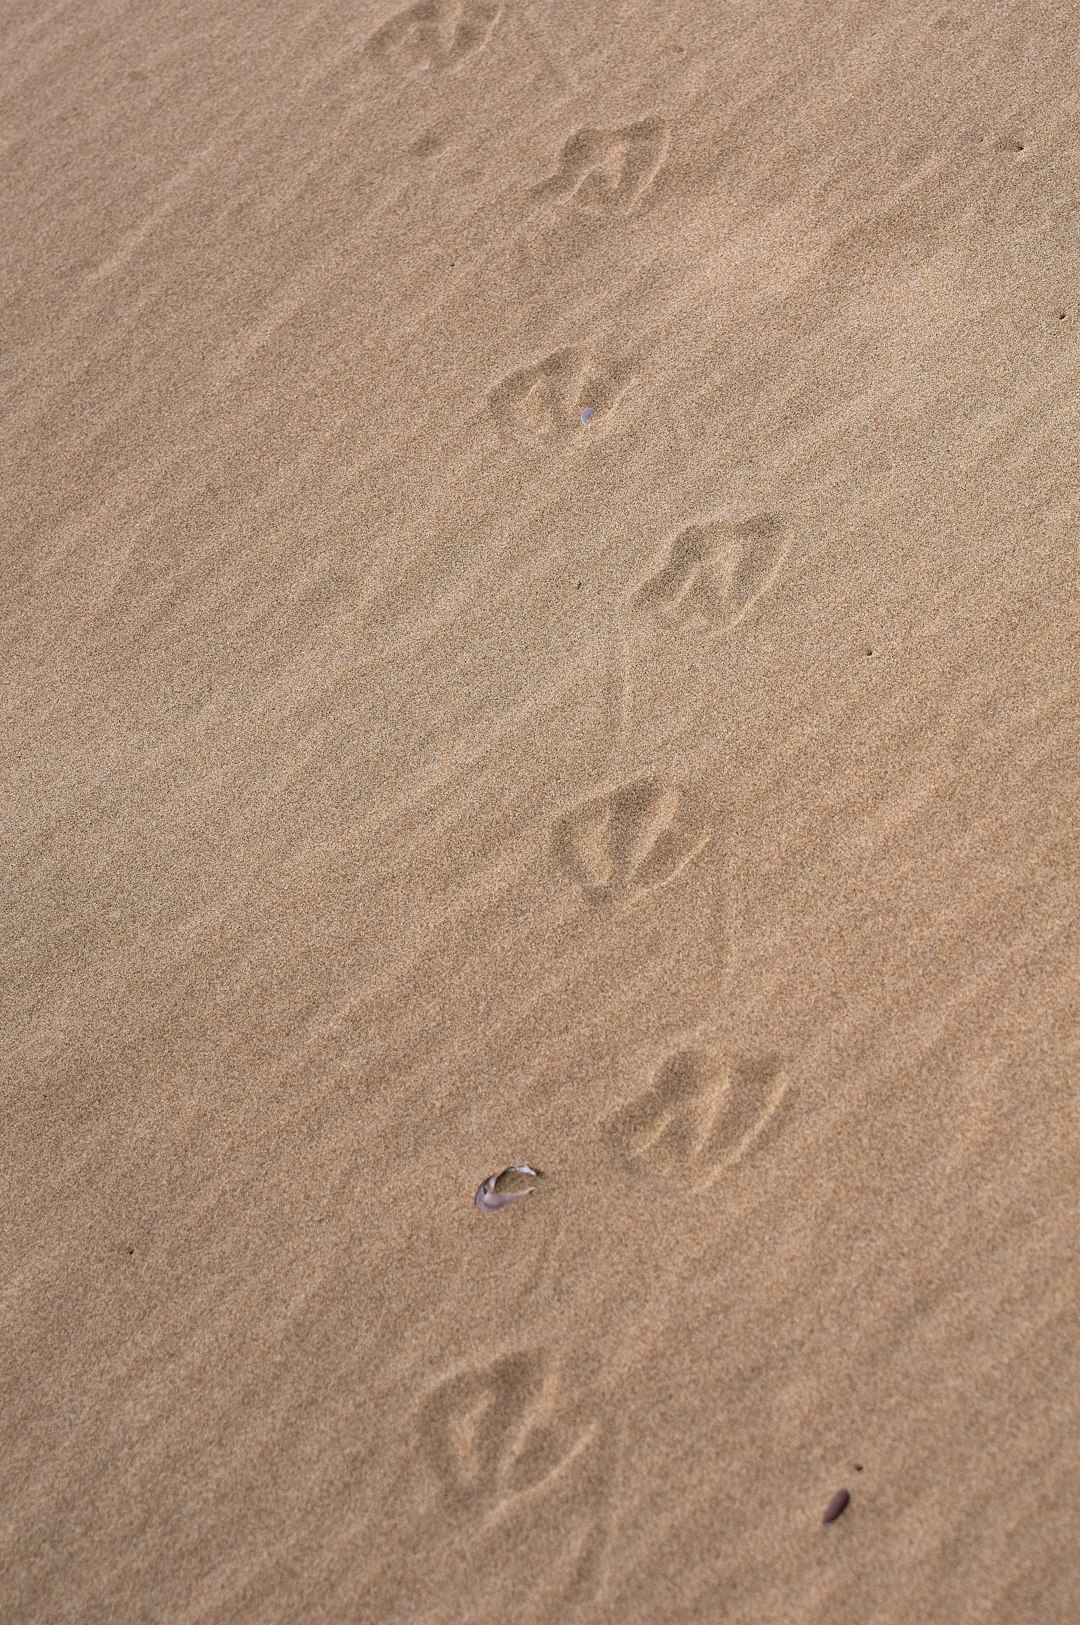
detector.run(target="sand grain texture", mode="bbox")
[2,0,1078,1620]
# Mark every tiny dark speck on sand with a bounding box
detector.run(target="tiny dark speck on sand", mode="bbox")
[823,1488,851,1524]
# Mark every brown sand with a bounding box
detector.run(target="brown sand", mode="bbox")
[2,1,1078,1620]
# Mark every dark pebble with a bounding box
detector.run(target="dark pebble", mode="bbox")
[823,1488,851,1524]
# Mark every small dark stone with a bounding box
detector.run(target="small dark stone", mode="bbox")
[823,1488,851,1524]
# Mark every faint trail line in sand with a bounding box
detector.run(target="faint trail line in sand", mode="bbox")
[82,146,219,290]
[508,3,576,93]
[595,623,630,771]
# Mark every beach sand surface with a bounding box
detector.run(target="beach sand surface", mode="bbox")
[2,1,1078,1620]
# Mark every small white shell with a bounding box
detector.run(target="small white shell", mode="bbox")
[475,1164,541,1213]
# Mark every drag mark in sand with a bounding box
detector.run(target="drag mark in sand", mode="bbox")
[551,776,712,908]
[605,1048,792,1188]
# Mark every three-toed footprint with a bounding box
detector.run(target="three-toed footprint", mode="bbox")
[489,347,632,445]
[631,514,790,636]
[605,1047,792,1187]
[419,1350,616,1602]
[420,1350,596,1513]
[551,775,713,908]
[367,0,503,77]
[537,118,671,214]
